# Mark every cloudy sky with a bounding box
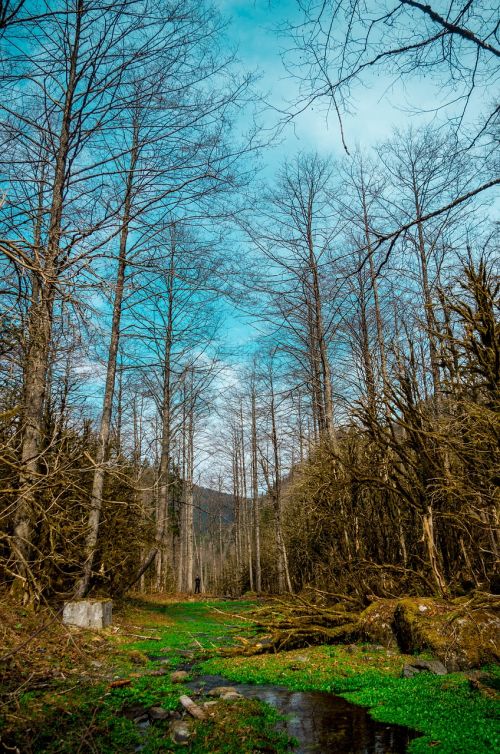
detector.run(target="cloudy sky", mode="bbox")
[210,0,496,351]
[215,0,458,157]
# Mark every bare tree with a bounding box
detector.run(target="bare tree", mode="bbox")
[242,153,340,442]
[285,0,499,148]
[1,0,160,602]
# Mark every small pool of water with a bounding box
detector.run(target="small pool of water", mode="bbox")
[189,674,418,753]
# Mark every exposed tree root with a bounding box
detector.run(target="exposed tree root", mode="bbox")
[220,592,500,669]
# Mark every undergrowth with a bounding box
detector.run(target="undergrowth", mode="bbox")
[201,646,500,754]
[2,596,498,753]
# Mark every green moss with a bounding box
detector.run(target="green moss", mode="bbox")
[191,699,295,753]
[6,599,498,753]
[201,647,499,754]
[5,600,256,753]
[393,598,500,670]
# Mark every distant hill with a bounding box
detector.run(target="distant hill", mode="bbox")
[192,485,235,531]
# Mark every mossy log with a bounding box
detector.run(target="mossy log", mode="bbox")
[393,594,500,670]
[224,592,500,669]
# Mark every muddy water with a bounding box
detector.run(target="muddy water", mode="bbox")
[189,674,418,753]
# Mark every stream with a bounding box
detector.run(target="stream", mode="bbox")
[188,673,418,753]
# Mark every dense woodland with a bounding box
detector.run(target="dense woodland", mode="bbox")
[0,0,498,607]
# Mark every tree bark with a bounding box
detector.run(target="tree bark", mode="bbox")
[251,388,262,592]
[13,1,83,603]
[76,119,139,598]
[269,369,293,593]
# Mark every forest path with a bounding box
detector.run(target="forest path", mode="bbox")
[1,596,498,753]
[112,596,417,753]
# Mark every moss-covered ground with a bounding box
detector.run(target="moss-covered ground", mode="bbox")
[201,644,499,754]
[1,597,292,753]
[1,595,498,753]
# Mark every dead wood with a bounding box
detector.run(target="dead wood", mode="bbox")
[179,695,207,720]
[222,593,500,666]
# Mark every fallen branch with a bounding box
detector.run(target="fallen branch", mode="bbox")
[179,695,207,720]
[120,632,162,641]
[109,679,131,689]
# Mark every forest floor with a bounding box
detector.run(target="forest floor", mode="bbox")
[0,594,499,753]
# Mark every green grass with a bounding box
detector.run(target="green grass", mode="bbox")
[7,599,287,753]
[191,698,295,753]
[201,646,500,754]
[7,598,499,753]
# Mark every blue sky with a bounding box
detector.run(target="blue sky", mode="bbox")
[215,0,454,157]
[212,0,497,353]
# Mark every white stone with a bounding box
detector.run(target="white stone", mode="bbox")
[63,599,112,629]
[207,686,238,697]
[170,720,191,744]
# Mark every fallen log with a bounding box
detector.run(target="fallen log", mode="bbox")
[179,695,207,720]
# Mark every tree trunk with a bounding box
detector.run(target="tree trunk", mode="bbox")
[269,371,293,593]
[422,505,448,596]
[115,226,177,597]
[306,223,334,439]
[251,389,261,592]
[13,2,83,603]
[76,121,139,598]
[185,399,194,594]
[412,176,441,397]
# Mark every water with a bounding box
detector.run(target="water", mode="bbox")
[189,674,418,753]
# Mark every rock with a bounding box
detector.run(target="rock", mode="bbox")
[202,701,218,710]
[62,599,112,630]
[122,703,148,720]
[149,669,168,677]
[170,670,189,683]
[170,720,191,744]
[221,691,243,701]
[402,659,448,678]
[393,598,500,670]
[207,686,239,697]
[148,706,170,721]
[401,665,417,679]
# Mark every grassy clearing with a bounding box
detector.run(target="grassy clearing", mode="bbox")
[2,595,498,753]
[1,597,290,753]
